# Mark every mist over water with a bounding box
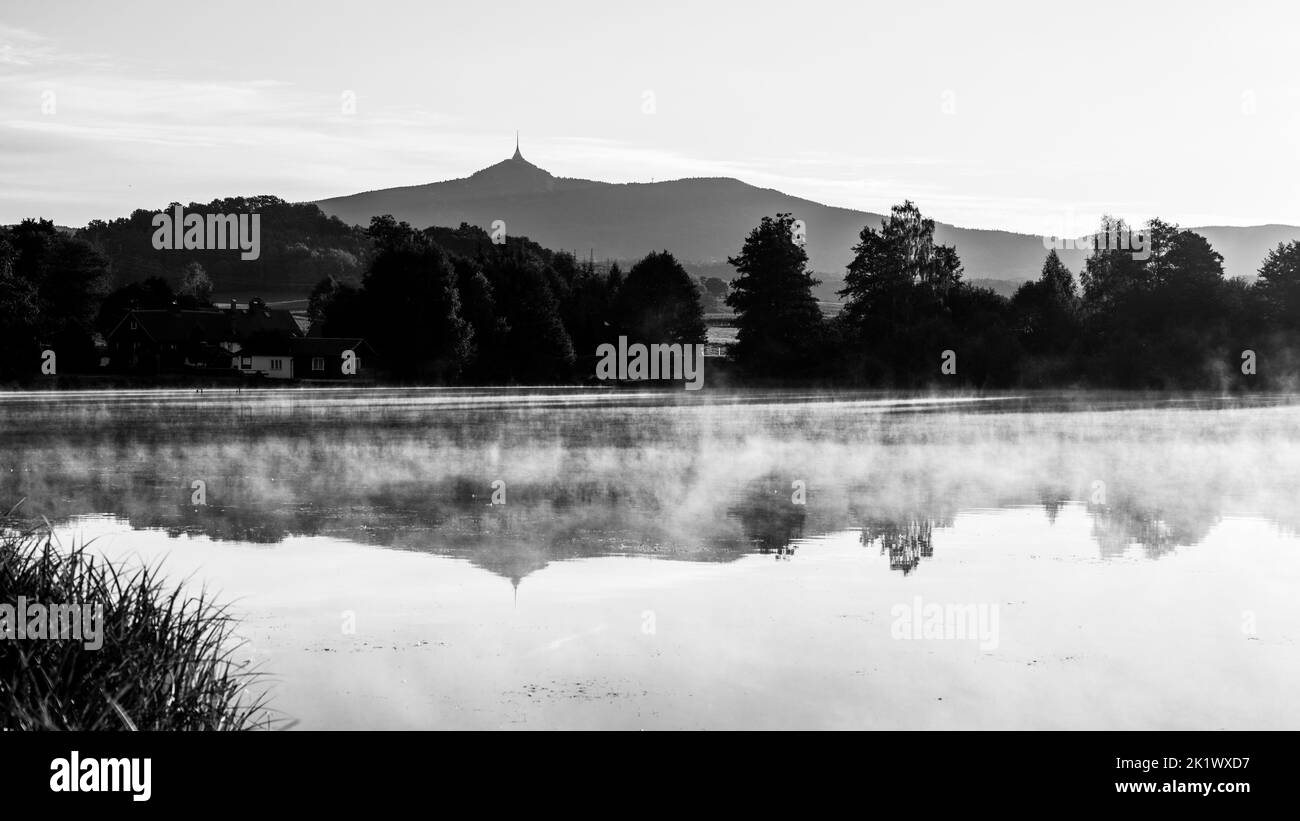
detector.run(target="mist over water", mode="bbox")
[5,388,1300,728]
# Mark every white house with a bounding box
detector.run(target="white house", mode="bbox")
[232,352,293,379]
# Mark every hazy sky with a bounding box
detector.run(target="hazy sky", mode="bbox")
[3,0,1298,233]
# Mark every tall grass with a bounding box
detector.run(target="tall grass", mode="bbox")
[1,524,277,730]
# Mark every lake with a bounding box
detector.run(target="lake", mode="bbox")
[3,387,1299,729]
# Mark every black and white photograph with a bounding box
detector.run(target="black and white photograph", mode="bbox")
[0,0,1295,802]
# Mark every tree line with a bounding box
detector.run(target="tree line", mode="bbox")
[306,217,707,382]
[726,204,1300,389]
[5,201,1300,388]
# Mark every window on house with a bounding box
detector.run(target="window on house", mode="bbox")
[312,357,325,372]
[271,359,282,370]
[241,357,252,369]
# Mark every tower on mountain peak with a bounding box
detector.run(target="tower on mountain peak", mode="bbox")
[512,131,523,161]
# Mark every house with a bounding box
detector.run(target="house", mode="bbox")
[226,336,377,380]
[289,337,376,380]
[105,298,303,374]
[103,297,377,380]
[231,348,295,379]
[106,308,241,372]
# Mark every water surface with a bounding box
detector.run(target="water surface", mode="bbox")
[4,388,1298,729]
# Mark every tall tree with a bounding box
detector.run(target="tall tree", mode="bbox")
[836,201,964,384]
[1011,250,1080,354]
[725,213,824,375]
[839,200,962,325]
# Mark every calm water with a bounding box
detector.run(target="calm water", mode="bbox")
[4,387,1299,729]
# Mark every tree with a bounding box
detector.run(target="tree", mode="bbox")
[479,250,575,383]
[1257,241,1300,330]
[697,276,727,312]
[947,285,1022,387]
[95,276,176,336]
[358,215,473,380]
[308,275,342,328]
[725,213,824,376]
[317,282,365,338]
[558,257,620,375]
[840,200,962,326]
[0,236,41,377]
[2,219,110,373]
[450,256,508,381]
[1079,215,1149,312]
[178,261,213,305]
[837,201,964,384]
[1076,217,1232,387]
[1011,250,1080,354]
[616,251,706,345]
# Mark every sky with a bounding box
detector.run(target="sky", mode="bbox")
[2,0,1298,233]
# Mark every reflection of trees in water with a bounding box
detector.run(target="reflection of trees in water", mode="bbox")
[858,518,934,575]
[6,392,1290,582]
[847,488,951,575]
[1039,490,1071,525]
[726,476,806,557]
[1087,500,1219,559]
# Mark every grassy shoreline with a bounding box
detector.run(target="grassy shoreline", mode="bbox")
[1,524,277,731]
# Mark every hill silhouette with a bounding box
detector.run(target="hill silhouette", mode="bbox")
[315,147,1300,291]
[76,196,371,301]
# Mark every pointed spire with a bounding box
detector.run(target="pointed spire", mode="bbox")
[512,131,523,161]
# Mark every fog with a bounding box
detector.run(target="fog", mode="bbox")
[4,388,1300,580]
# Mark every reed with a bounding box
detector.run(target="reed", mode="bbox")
[1,523,278,730]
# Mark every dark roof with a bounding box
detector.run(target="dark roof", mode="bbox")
[110,310,233,343]
[289,337,373,357]
[110,307,301,345]
[233,308,300,340]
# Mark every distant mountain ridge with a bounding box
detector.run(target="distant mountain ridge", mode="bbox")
[314,148,1300,293]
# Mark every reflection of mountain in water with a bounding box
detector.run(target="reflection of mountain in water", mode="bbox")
[152,475,820,591]
[12,471,1246,586]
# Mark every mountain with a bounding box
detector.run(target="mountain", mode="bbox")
[314,148,1300,296]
